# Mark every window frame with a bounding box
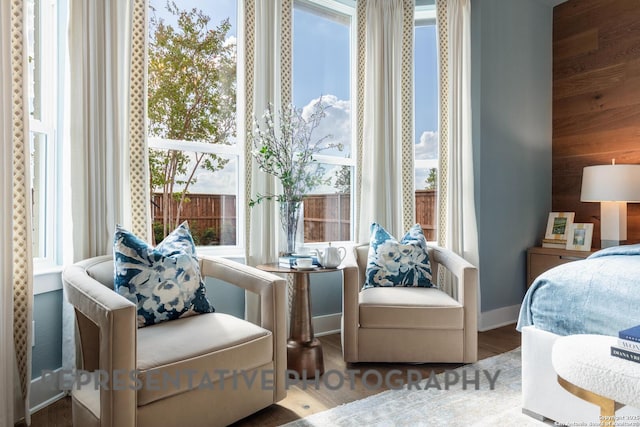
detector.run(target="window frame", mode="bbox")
[29,0,60,270]
[146,0,245,257]
[414,5,438,243]
[292,0,357,246]
[148,137,246,257]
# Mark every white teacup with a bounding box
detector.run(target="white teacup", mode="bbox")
[296,258,313,268]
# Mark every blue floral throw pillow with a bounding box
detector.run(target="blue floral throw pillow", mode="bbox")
[114,222,214,328]
[363,223,434,289]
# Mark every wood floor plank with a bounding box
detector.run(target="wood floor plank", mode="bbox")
[23,324,521,427]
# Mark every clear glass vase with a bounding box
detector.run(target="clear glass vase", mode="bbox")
[279,200,304,256]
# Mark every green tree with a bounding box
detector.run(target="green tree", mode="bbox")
[148,2,235,239]
[424,167,437,190]
[334,165,351,193]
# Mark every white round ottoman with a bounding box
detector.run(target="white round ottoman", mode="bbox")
[552,334,640,426]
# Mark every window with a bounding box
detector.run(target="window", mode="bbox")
[292,0,355,243]
[147,1,242,251]
[414,5,439,241]
[27,0,59,266]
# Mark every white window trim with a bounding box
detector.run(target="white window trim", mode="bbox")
[414,7,438,243]
[30,0,59,271]
[293,0,357,244]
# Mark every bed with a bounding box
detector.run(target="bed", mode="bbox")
[517,244,640,424]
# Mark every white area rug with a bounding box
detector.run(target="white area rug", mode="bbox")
[283,348,547,427]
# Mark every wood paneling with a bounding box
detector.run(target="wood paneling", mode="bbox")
[552,0,640,247]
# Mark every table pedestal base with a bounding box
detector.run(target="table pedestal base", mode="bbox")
[287,338,324,379]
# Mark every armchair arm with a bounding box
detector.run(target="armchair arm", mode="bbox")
[198,255,287,401]
[429,246,478,362]
[341,247,361,362]
[62,262,137,427]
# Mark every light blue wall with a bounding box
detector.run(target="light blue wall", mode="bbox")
[32,288,63,380]
[471,0,554,312]
[206,269,343,318]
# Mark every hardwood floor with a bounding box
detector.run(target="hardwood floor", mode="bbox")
[26,324,521,427]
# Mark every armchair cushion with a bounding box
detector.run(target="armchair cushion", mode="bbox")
[114,222,214,327]
[136,312,273,406]
[359,287,463,329]
[364,223,433,289]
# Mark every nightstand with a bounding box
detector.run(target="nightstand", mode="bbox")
[526,246,592,288]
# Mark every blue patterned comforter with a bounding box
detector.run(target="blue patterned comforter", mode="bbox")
[516,244,640,336]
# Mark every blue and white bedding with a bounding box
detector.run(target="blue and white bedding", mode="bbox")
[517,244,640,337]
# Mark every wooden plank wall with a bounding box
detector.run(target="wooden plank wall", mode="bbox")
[552,0,640,247]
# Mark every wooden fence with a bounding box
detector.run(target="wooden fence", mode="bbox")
[415,189,437,241]
[151,193,237,245]
[152,190,437,244]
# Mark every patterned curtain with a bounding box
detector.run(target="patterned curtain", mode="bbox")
[436,0,479,298]
[1,0,33,424]
[63,0,149,375]
[356,0,415,242]
[242,0,293,323]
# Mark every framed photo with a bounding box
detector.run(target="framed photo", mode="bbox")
[544,212,575,240]
[566,223,594,251]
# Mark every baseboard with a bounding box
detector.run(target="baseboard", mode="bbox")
[30,368,66,414]
[312,313,341,337]
[479,304,521,332]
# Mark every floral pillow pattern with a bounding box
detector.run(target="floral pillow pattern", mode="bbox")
[114,222,214,327]
[363,223,434,289]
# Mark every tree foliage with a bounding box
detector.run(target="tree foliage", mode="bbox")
[424,167,438,190]
[148,2,236,239]
[334,165,351,193]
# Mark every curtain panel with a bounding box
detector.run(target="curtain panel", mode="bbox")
[1,0,33,425]
[63,0,149,374]
[68,0,149,261]
[243,0,293,323]
[436,0,479,298]
[357,0,415,242]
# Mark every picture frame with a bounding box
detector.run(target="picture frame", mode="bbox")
[544,212,575,241]
[566,223,594,251]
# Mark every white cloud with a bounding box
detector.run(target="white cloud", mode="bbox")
[224,35,236,48]
[415,130,438,160]
[300,94,352,157]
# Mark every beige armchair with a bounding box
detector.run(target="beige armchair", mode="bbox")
[341,244,478,363]
[62,255,287,427]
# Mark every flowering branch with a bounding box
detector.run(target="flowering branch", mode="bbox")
[249,96,343,207]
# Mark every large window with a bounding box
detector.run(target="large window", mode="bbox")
[147,1,242,250]
[414,6,439,241]
[293,0,355,243]
[27,0,59,266]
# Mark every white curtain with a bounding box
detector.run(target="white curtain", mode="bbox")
[68,0,136,259]
[437,0,479,297]
[63,0,148,372]
[358,0,414,242]
[243,0,291,323]
[1,1,33,425]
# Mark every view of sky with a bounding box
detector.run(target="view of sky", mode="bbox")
[150,0,439,194]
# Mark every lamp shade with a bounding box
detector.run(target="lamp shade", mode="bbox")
[580,164,640,202]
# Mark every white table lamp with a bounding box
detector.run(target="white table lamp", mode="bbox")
[580,162,640,248]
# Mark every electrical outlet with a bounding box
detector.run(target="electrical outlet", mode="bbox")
[32,320,35,347]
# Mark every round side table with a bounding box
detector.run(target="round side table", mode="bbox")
[256,263,341,379]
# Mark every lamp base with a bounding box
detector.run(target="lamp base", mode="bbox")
[600,239,622,249]
[600,201,627,248]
